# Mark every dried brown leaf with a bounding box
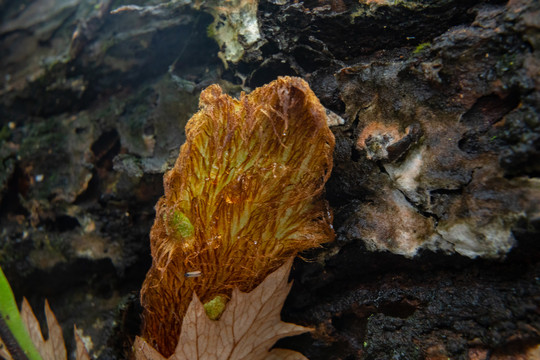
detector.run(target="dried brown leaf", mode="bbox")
[265,349,309,360]
[134,258,311,360]
[0,337,14,360]
[44,300,67,360]
[133,338,163,360]
[21,298,67,360]
[74,326,92,360]
[19,298,90,360]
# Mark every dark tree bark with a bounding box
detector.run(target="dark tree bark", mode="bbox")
[0,0,539,359]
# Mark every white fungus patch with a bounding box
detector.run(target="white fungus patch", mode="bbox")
[384,146,425,203]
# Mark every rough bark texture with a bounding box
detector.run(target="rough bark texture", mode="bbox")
[0,0,539,359]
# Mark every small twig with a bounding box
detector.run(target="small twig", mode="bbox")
[0,315,29,360]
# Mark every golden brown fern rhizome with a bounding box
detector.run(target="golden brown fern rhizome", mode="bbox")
[140,76,335,356]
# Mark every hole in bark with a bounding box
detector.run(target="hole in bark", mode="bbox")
[76,129,121,203]
[75,127,88,134]
[248,58,299,88]
[332,303,377,337]
[0,164,29,216]
[461,93,520,129]
[293,45,330,73]
[430,188,463,196]
[43,215,80,232]
[379,298,419,318]
[458,92,521,154]
[91,129,121,169]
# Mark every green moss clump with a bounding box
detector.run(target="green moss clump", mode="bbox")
[203,295,227,320]
[0,125,10,143]
[413,42,431,54]
[19,118,65,158]
[206,24,216,39]
[171,210,194,238]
